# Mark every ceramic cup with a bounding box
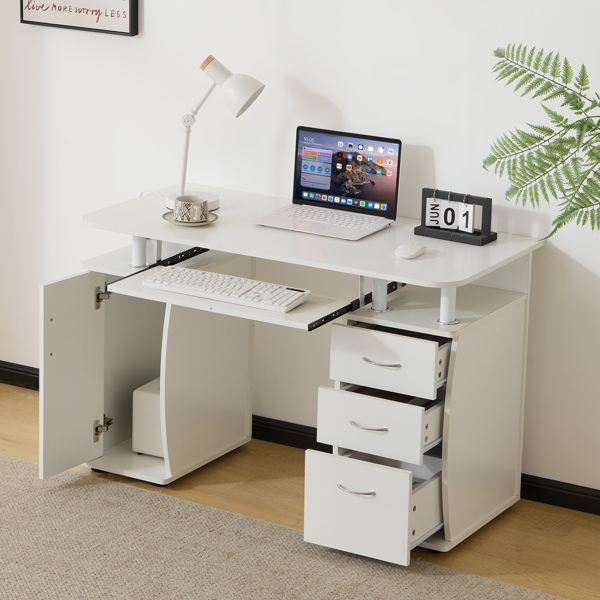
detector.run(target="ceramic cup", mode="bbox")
[173,195,209,223]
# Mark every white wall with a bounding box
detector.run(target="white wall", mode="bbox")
[1,0,599,490]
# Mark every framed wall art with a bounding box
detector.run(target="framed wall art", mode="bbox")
[20,0,138,36]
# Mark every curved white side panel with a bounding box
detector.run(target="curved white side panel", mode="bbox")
[161,304,252,479]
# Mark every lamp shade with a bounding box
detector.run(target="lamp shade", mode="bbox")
[201,55,265,118]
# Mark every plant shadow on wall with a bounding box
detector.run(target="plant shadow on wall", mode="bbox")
[484,44,600,237]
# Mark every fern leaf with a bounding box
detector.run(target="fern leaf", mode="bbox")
[513,128,542,148]
[520,45,528,64]
[584,178,600,201]
[546,205,579,237]
[505,68,527,86]
[519,186,528,206]
[497,159,506,178]
[532,80,558,99]
[528,123,555,137]
[521,76,545,97]
[541,104,568,125]
[495,64,519,81]
[573,157,584,184]
[541,104,567,126]
[505,184,520,200]
[575,121,589,150]
[492,59,509,73]
[593,207,600,230]
[550,52,561,79]
[563,92,586,114]
[514,44,523,61]
[539,176,550,202]
[587,144,600,163]
[514,72,537,93]
[562,163,578,190]
[562,57,574,84]
[486,46,600,235]
[483,154,497,170]
[545,172,558,199]
[495,134,515,155]
[575,63,590,91]
[525,46,536,68]
[541,52,554,75]
[554,169,567,196]
[533,182,541,207]
[545,87,568,102]
[533,148,553,172]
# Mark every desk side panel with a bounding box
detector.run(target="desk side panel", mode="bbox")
[161,305,252,478]
[442,299,527,541]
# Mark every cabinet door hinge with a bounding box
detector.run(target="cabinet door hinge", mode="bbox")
[94,286,111,310]
[93,416,113,442]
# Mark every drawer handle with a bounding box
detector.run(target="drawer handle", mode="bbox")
[361,356,402,369]
[337,483,376,497]
[349,420,389,433]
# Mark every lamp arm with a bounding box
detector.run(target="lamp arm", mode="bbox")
[179,82,217,197]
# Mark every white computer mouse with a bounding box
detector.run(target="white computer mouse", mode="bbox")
[395,243,426,259]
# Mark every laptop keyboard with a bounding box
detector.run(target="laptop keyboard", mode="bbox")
[281,205,385,230]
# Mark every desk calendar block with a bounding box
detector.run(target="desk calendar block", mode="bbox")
[415,188,497,246]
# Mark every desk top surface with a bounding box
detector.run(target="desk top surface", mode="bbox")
[84,185,544,288]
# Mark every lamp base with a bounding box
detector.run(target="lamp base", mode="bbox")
[166,186,220,211]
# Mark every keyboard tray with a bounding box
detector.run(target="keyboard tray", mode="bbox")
[108,265,352,331]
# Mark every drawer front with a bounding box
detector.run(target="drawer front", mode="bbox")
[304,450,442,566]
[317,387,443,464]
[330,324,449,399]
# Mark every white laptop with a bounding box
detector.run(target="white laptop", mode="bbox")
[253,126,402,241]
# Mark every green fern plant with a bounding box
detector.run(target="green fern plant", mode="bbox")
[484,44,600,236]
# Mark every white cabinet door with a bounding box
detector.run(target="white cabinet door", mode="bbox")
[39,272,106,478]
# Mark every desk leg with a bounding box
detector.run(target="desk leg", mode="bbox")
[359,276,366,307]
[130,236,148,268]
[371,278,390,312]
[439,287,459,325]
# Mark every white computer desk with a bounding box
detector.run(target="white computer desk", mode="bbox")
[39,184,544,566]
[82,184,543,319]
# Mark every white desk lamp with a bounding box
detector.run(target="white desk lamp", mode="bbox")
[133,56,264,268]
[169,55,265,211]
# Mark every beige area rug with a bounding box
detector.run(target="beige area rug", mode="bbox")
[0,455,565,600]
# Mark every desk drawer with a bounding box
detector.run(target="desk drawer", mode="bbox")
[330,324,450,399]
[317,387,443,465]
[304,450,443,566]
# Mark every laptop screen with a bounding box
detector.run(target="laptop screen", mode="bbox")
[293,126,402,219]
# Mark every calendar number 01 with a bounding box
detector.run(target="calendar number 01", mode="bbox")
[426,199,475,233]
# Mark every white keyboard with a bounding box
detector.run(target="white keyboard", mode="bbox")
[142,266,311,313]
[281,205,384,230]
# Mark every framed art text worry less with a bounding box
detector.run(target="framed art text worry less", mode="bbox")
[21,0,138,36]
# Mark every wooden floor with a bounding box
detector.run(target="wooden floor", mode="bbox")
[2,382,599,600]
